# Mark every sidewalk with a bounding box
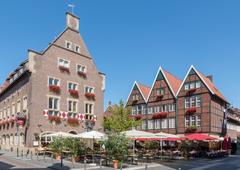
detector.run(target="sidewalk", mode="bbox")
[0,150,173,170]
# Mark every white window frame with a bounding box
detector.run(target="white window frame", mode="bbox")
[47,96,60,111]
[196,81,201,88]
[148,120,154,130]
[48,76,60,86]
[68,81,78,91]
[67,99,78,113]
[85,86,95,94]
[65,40,72,49]
[185,116,190,127]
[84,102,94,115]
[184,83,189,90]
[76,64,87,73]
[169,118,175,128]
[74,44,81,53]
[161,119,168,129]
[58,58,70,68]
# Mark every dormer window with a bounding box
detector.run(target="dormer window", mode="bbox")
[75,45,81,53]
[65,41,72,49]
[184,81,201,90]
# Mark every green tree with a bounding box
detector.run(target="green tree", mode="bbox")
[103,133,130,163]
[103,100,141,133]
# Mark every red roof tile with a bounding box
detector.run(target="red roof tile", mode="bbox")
[137,83,151,101]
[195,70,227,102]
[162,69,182,95]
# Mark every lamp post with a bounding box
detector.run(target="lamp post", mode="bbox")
[221,105,232,137]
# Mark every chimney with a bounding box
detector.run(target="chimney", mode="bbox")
[66,12,79,32]
[206,75,213,82]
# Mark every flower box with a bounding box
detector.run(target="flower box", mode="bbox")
[186,88,196,94]
[152,112,168,119]
[132,99,138,104]
[59,66,70,73]
[85,93,95,100]
[78,71,87,78]
[67,118,79,126]
[186,107,197,114]
[156,94,164,100]
[130,114,142,120]
[185,126,197,133]
[48,115,61,124]
[49,85,61,93]
[69,89,79,97]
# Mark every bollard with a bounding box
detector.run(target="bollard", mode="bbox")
[30,151,32,160]
[17,148,19,157]
[145,164,148,170]
[21,150,23,158]
[100,158,102,170]
[84,157,87,170]
[37,151,39,160]
[51,153,53,163]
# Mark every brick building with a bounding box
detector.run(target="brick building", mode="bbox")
[126,65,239,139]
[0,12,105,149]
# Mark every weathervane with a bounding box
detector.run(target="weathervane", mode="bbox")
[68,3,75,14]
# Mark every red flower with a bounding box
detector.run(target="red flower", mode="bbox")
[85,93,95,100]
[59,66,70,73]
[49,85,61,93]
[69,89,79,97]
[48,115,61,124]
[67,118,79,126]
[78,71,87,78]
[186,107,197,114]
[152,112,168,119]
[130,114,142,120]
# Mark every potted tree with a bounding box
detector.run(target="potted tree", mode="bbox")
[49,138,63,160]
[103,133,129,169]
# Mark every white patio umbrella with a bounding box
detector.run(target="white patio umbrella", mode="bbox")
[78,130,106,140]
[121,129,156,140]
[43,131,80,138]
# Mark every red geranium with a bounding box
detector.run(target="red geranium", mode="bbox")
[152,112,168,119]
[85,93,95,100]
[49,85,61,93]
[69,89,79,97]
[67,118,79,126]
[48,115,61,124]
[59,66,70,73]
[78,71,87,78]
[186,107,197,114]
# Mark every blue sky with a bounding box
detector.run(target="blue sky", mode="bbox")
[0,0,239,108]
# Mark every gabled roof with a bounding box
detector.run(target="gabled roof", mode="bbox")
[147,67,182,101]
[126,81,151,104]
[176,65,228,103]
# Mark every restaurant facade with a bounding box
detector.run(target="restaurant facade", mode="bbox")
[0,12,105,149]
[126,66,240,140]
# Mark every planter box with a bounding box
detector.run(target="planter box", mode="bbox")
[67,118,79,126]
[186,88,196,94]
[49,85,61,93]
[59,66,70,73]
[85,93,95,100]
[78,71,87,78]
[156,94,163,101]
[186,107,197,114]
[131,114,142,120]
[152,112,168,119]
[185,126,197,133]
[48,115,61,124]
[69,89,79,97]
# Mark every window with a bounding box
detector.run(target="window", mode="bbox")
[161,119,168,129]
[196,81,201,88]
[155,106,160,113]
[141,105,147,114]
[48,97,59,110]
[77,65,86,73]
[85,103,94,114]
[65,41,72,49]
[11,103,15,115]
[169,118,175,128]
[137,105,141,114]
[168,104,175,112]
[3,108,6,119]
[154,119,161,129]
[184,84,189,90]
[190,82,195,89]
[132,94,139,101]
[23,96,27,111]
[185,116,190,127]
[68,100,78,113]
[157,88,165,96]
[132,106,137,115]
[185,115,201,127]
[196,115,201,126]
[48,77,60,86]
[148,107,153,114]
[148,120,154,129]
[75,45,81,53]
[85,86,94,93]
[68,82,78,90]
[142,120,147,130]
[17,100,21,113]
[185,96,201,108]
[58,58,70,68]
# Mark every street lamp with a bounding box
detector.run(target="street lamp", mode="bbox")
[221,105,233,137]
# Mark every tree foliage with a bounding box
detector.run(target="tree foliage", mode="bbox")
[103,100,141,133]
[103,133,130,162]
